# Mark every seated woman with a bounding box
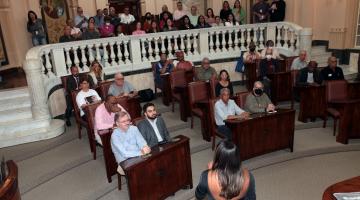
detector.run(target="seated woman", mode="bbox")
[132,22,146,35]
[162,18,177,32]
[76,76,102,120]
[260,40,280,59]
[224,13,240,26]
[243,42,261,63]
[195,140,256,200]
[215,70,234,97]
[99,16,114,37]
[244,81,275,113]
[147,20,160,33]
[205,8,216,24]
[88,60,105,86]
[114,24,124,36]
[180,15,194,30]
[196,15,211,29]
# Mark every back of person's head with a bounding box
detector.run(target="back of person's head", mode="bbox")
[212,140,243,199]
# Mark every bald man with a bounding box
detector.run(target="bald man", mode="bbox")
[244,81,275,113]
[291,50,308,70]
[195,57,217,81]
[320,56,344,81]
[108,73,137,97]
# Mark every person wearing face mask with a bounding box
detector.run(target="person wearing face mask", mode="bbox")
[245,81,275,113]
[243,42,261,63]
[137,103,171,148]
[94,95,127,145]
[260,40,280,59]
[99,16,114,37]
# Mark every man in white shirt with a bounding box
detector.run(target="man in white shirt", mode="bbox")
[119,6,135,24]
[291,50,308,70]
[74,7,88,31]
[137,103,171,147]
[76,77,101,119]
[215,88,249,139]
[173,1,188,21]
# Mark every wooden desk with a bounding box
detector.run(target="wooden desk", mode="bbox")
[174,85,191,122]
[329,99,360,144]
[244,62,258,91]
[348,81,360,100]
[323,176,360,200]
[296,85,326,122]
[120,135,193,200]
[268,71,292,105]
[160,73,172,106]
[115,96,141,120]
[0,161,21,200]
[225,109,295,160]
[195,99,212,141]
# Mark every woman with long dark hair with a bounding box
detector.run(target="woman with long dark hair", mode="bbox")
[180,15,194,30]
[205,8,216,24]
[215,70,234,97]
[195,140,256,200]
[27,10,47,46]
[219,1,232,22]
[196,15,211,29]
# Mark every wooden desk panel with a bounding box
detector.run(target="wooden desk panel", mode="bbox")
[225,109,295,160]
[244,62,258,91]
[121,135,193,200]
[116,96,141,120]
[330,99,360,144]
[323,176,360,200]
[268,72,292,105]
[296,85,326,122]
[348,81,360,100]
[174,86,191,122]
[160,73,172,106]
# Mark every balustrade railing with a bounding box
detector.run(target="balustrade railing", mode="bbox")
[26,22,309,80]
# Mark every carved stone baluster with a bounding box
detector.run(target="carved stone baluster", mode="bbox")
[65,48,72,71]
[80,46,89,71]
[222,31,228,51]
[41,51,47,77]
[192,33,198,55]
[95,44,101,61]
[246,29,252,49]
[141,39,147,61]
[185,34,191,55]
[73,46,80,67]
[180,35,185,54]
[154,37,160,60]
[109,42,116,66]
[290,29,295,51]
[45,50,55,77]
[209,32,214,53]
[234,30,239,51]
[101,43,109,68]
[88,44,95,63]
[124,40,130,63]
[117,42,124,64]
[283,26,289,48]
[176,35,182,51]
[276,26,282,47]
[161,36,166,53]
[259,27,265,49]
[215,31,220,52]
[253,28,259,46]
[240,29,245,50]
[296,33,300,50]
[148,38,154,61]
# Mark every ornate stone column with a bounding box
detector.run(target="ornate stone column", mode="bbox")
[23,52,51,123]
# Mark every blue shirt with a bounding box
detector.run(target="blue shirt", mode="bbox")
[111,125,148,163]
[215,99,244,126]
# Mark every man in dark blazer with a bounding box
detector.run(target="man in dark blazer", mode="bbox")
[64,65,81,126]
[137,103,171,147]
[296,61,322,86]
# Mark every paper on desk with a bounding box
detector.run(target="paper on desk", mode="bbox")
[334,192,360,200]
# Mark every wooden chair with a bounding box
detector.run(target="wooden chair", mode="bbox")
[97,81,113,99]
[188,81,210,129]
[208,98,226,150]
[170,70,187,113]
[283,55,298,71]
[70,90,89,139]
[323,80,348,136]
[83,102,102,160]
[98,129,122,190]
[290,69,300,109]
[209,76,219,99]
[0,160,20,200]
[234,91,250,109]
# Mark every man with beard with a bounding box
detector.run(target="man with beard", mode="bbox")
[94,95,127,145]
[137,103,171,147]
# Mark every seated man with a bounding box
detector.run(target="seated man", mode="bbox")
[320,56,344,81]
[297,61,322,86]
[76,77,102,120]
[215,88,249,139]
[59,25,76,43]
[173,51,193,72]
[244,81,275,113]
[137,103,171,147]
[108,72,138,97]
[94,95,126,145]
[64,65,80,126]
[154,52,174,88]
[82,23,100,40]
[119,6,135,24]
[243,42,261,63]
[111,111,151,174]
[291,50,308,70]
[195,57,217,81]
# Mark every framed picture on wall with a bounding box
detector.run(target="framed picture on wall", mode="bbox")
[0,23,9,66]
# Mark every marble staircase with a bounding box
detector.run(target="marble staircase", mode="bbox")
[0,87,65,148]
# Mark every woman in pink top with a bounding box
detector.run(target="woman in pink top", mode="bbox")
[94,95,126,145]
[132,22,146,35]
[99,16,114,37]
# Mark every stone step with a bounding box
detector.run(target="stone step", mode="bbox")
[0,107,32,124]
[0,87,29,100]
[0,96,31,112]
[0,119,65,148]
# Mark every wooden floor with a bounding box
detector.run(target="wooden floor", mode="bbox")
[0,68,27,90]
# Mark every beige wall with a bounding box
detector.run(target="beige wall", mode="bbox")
[1,0,359,69]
